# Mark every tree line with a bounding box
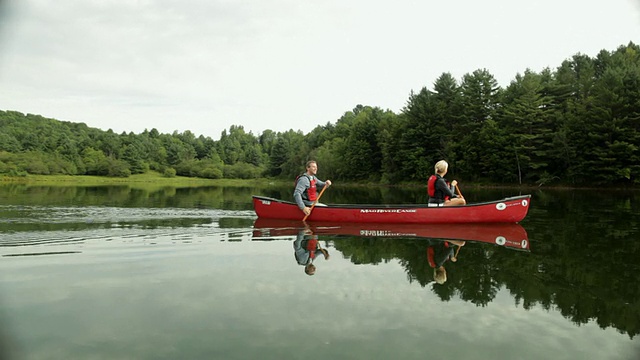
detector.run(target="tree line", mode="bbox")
[1,42,638,186]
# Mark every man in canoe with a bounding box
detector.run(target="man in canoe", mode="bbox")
[293,160,332,216]
[427,160,466,206]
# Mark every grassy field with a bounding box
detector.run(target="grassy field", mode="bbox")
[0,173,556,190]
[0,172,285,189]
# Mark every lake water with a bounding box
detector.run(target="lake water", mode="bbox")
[0,183,639,360]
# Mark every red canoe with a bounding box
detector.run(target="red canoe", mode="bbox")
[252,218,530,251]
[252,194,531,224]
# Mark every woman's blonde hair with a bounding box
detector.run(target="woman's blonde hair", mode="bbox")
[434,267,447,284]
[435,160,448,174]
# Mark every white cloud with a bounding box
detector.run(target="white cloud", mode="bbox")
[0,0,638,139]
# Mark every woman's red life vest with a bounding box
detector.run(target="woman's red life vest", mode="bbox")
[427,246,436,268]
[427,174,450,201]
[427,175,437,197]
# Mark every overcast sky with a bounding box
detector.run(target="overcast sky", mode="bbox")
[0,1,638,140]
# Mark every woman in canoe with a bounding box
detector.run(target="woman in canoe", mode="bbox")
[427,160,466,206]
[293,160,332,216]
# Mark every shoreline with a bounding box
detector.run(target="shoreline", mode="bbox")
[1,173,637,191]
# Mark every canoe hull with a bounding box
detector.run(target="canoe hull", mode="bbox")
[252,195,531,224]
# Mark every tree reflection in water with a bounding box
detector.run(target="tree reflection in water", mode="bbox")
[253,218,639,340]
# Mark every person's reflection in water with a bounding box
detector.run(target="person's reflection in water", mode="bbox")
[293,227,330,275]
[427,239,465,284]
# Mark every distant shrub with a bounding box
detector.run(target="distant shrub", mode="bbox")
[107,159,131,177]
[163,168,176,178]
[223,162,263,179]
[8,169,27,177]
[23,159,50,175]
[200,167,223,179]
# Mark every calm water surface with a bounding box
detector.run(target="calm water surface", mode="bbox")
[0,184,639,360]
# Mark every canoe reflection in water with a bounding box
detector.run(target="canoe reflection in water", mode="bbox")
[253,218,530,281]
[253,218,529,251]
[293,226,330,276]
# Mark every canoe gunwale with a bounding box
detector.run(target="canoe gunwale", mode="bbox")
[251,194,531,209]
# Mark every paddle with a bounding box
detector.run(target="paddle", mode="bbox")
[302,185,329,221]
[451,241,464,262]
[316,236,330,259]
[455,184,463,197]
[454,245,462,258]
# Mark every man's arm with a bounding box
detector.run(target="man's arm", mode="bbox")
[316,178,332,190]
[293,176,310,210]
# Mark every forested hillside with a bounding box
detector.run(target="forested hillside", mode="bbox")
[1,42,638,186]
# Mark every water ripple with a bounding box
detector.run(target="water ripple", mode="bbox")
[0,205,257,249]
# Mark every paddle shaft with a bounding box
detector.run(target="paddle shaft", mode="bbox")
[302,185,328,221]
[454,245,462,258]
[455,184,462,197]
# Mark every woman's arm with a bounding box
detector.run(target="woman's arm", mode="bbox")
[436,178,457,198]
